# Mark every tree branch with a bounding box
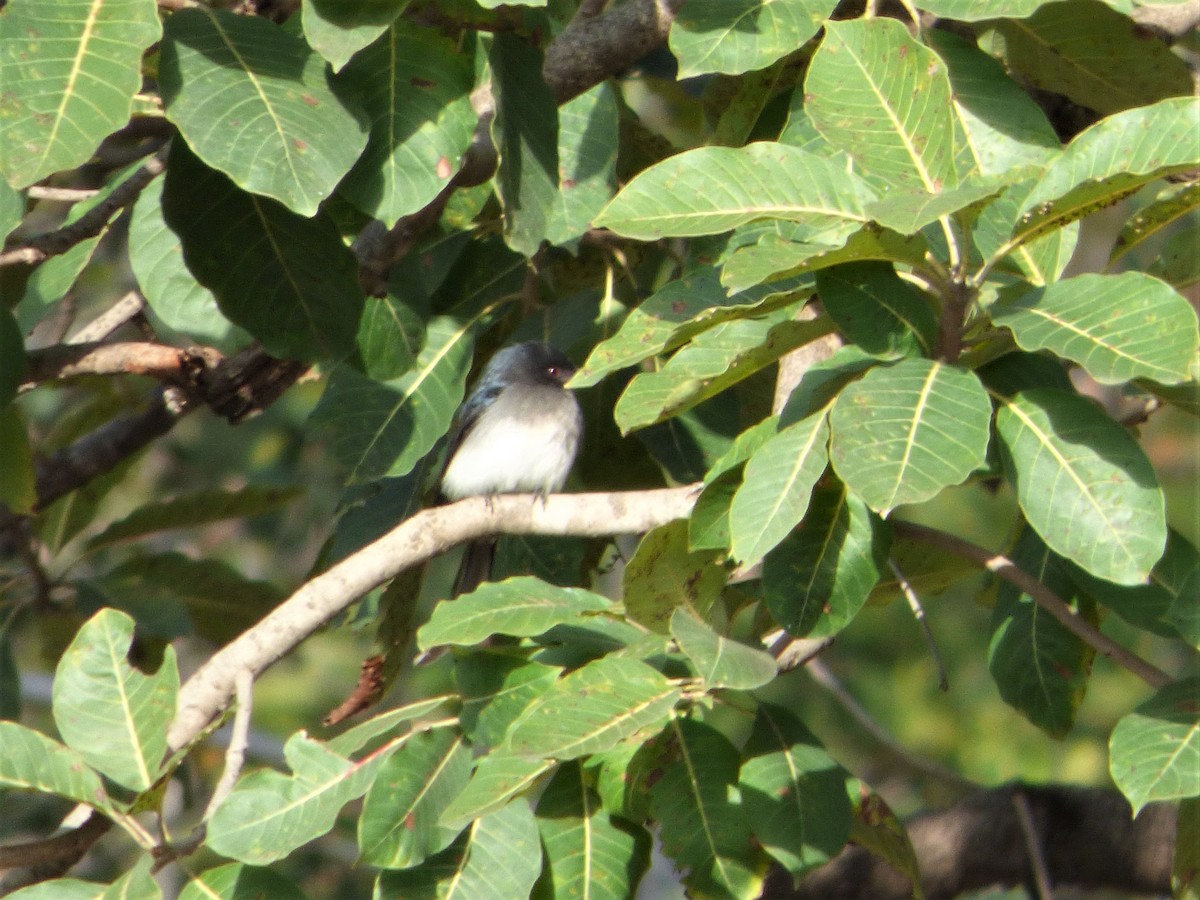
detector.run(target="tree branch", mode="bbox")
[894,521,1173,690]
[167,485,700,751]
[21,342,223,388]
[776,783,1174,899]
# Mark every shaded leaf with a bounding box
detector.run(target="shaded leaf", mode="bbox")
[546,83,620,247]
[161,7,367,215]
[0,404,36,515]
[624,521,726,633]
[763,482,888,638]
[458,654,562,748]
[180,863,306,900]
[816,262,938,356]
[302,0,408,72]
[440,753,554,826]
[671,609,777,691]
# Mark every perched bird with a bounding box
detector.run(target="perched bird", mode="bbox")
[440,341,583,595]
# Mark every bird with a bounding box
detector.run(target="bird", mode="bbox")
[439,341,583,596]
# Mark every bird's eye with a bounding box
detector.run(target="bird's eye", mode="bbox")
[547,365,561,378]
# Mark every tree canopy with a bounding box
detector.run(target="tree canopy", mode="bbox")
[0,0,1197,897]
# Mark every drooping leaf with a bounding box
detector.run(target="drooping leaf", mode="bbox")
[671,609,778,691]
[161,143,364,361]
[829,359,992,515]
[490,34,559,255]
[806,18,958,192]
[624,521,726,633]
[988,527,1093,737]
[301,0,408,72]
[0,0,161,187]
[128,177,238,347]
[815,262,938,356]
[207,733,403,864]
[738,704,852,878]
[358,728,471,869]
[763,482,888,638]
[1110,678,1200,814]
[417,578,614,650]
[669,0,836,78]
[728,410,828,565]
[991,272,1198,385]
[337,23,475,225]
[535,762,652,900]
[979,0,1193,117]
[995,388,1166,585]
[651,718,762,898]
[594,143,876,239]
[545,83,620,247]
[572,269,811,387]
[506,657,682,761]
[160,7,367,216]
[51,609,177,793]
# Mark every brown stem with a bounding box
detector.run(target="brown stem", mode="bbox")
[894,521,1173,690]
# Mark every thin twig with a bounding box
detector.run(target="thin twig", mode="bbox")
[894,521,1173,690]
[888,558,949,691]
[1012,789,1054,900]
[25,187,99,202]
[67,291,146,344]
[806,658,978,790]
[204,668,254,822]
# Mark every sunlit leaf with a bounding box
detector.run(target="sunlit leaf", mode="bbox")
[1110,678,1200,814]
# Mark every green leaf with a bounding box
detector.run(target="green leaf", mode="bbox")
[458,654,562,748]
[507,657,682,761]
[128,176,239,347]
[0,404,36,515]
[614,312,834,432]
[669,0,835,78]
[51,609,177,792]
[1148,223,1200,292]
[572,268,811,387]
[0,307,23,410]
[1110,183,1200,269]
[207,732,402,864]
[359,729,471,869]
[1009,97,1200,250]
[161,143,364,361]
[917,0,1046,18]
[829,359,992,515]
[490,34,559,255]
[309,314,474,482]
[180,863,305,900]
[652,718,761,899]
[301,0,408,72]
[440,753,553,826]
[535,762,652,900]
[1176,797,1200,900]
[864,179,1004,236]
[763,482,888,637]
[979,0,1193,117]
[689,472,740,552]
[0,178,22,241]
[0,721,109,808]
[728,410,828,565]
[928,30,1059,179]
[991,272,1199,385]
[418,578,613,650]
[624,521,726,633]
[807,19,957,192]
[848,790,922,897]
[738,704,852,877]
[671,609,777,691]
[86,486,300,550]
[988,527,1093,737]
[445,800,543,898]
[337,23,475,225]
[720,223,928,295]
[160,7,367,216]
[973,182,1079,286]
[815,262,938,356]
[995,388,1166,584]
[4,882,104,900]
[100,858,160,900]
[594,143,875,239]
[545,83,620,247]
[325,695,458,757]
[1110,678,1200,814]
[0,0,161,187]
